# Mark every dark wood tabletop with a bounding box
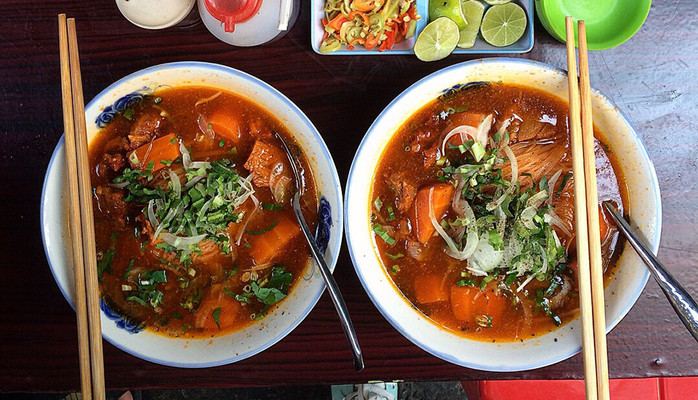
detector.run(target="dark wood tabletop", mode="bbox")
[1,0,696,393]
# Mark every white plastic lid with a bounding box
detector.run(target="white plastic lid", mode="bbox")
[116,0,196,29]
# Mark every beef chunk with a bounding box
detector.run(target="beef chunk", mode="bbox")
[388,172,417,213]
[94,186,127,229]
[243,140,289,188]
[128,109,165,150]
[101,153,125,172]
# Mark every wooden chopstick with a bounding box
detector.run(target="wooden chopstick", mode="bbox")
[565,16,599,400]
[578,20,611,400]
[59,14,106,400]
[58,14,93,400]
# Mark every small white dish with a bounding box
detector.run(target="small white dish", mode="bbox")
[345,58,661,371]
[116,0,197,30]
[41,62,343,368]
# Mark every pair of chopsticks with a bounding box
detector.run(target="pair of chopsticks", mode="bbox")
[58,14,106,400]
[565,17,610,400]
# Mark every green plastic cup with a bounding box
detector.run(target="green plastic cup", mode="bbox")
[535,0,652,50]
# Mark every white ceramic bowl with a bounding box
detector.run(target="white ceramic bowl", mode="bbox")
[345,58,661,371]
[41,62,343,368]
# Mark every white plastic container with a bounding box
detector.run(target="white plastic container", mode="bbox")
[198,0,299,46]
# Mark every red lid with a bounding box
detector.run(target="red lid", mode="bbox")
[203,0,263,32]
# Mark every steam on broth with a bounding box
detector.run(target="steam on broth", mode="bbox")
[371,82,626,341]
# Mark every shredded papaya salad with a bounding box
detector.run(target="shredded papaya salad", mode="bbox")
[320,0,421,53]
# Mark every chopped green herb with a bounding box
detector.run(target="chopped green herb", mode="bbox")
[123,108,135,121]
[373,197,383,211]
[223,288,236,298]
[372,223,396,245]
[212,307,222,329]
[97,250,116,281]
[243,242,252,248]
[219,139,225,147]
[154,97,162,104]
[505,273,517,285]
[480,275,495,289]
[386,253,404,260]
[556,173,572,197]
[246,220,278,235]
[181,323,193,333]
[160,159,174,167]
[457,278,476,287]
[387,205,396,221]
[122,258,134,280]
[224,267,238,278]
[262,203,284,211]
[391,265,401,274]
[171,312,183,320]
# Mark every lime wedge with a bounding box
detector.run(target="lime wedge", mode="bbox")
[480,3,527,47]
[414,17,460,62]
[483,0,510,4]
[429,0,468,30]
[457,0,485,49]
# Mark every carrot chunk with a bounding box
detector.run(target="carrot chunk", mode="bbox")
[127,133,179,173]
[414,274,449,304]
[411,183,454,243]
[248,214,301,264]
[450,283,508,327]
[243,140,289,188]
[195,284,239,330]
[209,110,242,143]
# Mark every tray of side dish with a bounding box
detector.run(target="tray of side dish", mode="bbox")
[311,0,534,55]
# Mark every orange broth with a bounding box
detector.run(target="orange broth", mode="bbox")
[370,82,627,342]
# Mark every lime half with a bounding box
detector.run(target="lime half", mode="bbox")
[480,3,527,47]
[457,0,485,49]
[414,17,460,62]
[429,0,468,30]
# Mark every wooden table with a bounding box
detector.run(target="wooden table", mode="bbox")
[1,0,696,393]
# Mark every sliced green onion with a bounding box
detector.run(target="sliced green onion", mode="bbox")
[373,223,396,245]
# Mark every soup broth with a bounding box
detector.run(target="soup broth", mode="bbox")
[90,86,317,338]
[371,82,626,342]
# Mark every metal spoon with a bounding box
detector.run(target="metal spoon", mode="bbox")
[273,131,365,371]
[603,201,698,342]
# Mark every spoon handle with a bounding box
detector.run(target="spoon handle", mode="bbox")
[272,131,364,371]
[603,202,698,342]
[293,195,365,371]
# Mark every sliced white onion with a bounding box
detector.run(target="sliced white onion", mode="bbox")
[189,161,211,170]
[517,274,536,292]
[502,145,518,186]
[235,194,260,245]
[194,91,221,107]
[109,181,130,189]
[520,205,538,230]
[168,169,181,198]
[197,114,216,140]
[545,211,573,237]
[147,200,159,231]
[184,175,205,189]
[467,236,504,276]
[475,114,493,148]
[440,125,478,155]
[526,190,548,209]
[497,118,512,148]
[546,169,563,205]
[160,232,207,253]
[179,141,191,170]
[446,229,478,261]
